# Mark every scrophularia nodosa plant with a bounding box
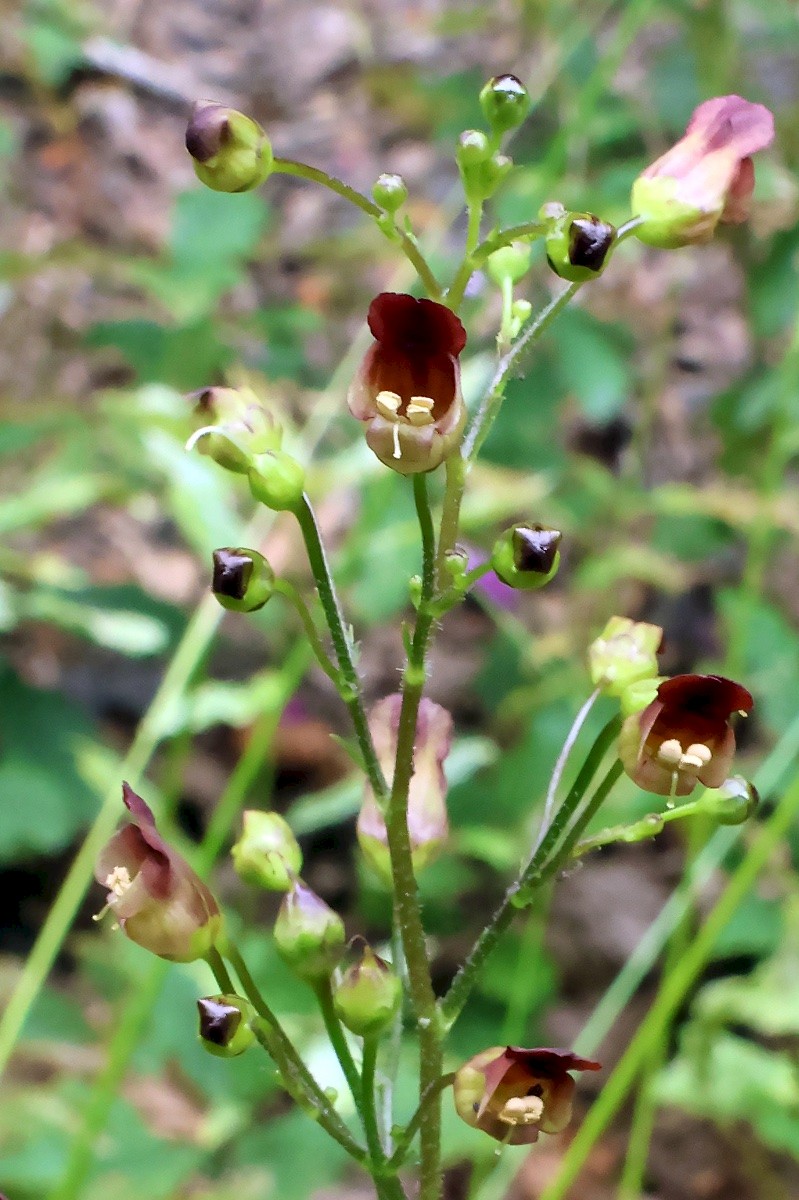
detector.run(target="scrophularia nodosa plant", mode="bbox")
[91,77,775,1198]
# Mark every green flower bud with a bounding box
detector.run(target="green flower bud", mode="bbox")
[186,102,273,193]
[274,880,345,983]
[231,809,302,891]
[197,994,256,1057]
[479,74,532,135]
[332,941,402,1037]
[542,202,616,283]
[491,525,561,590]
[212,547,274,613]
[248,450,305,512]
[698,776,759,826]
[372,173,408,213]
[457,129,492,169]
[589,616,663,698]
[486,242,531,287]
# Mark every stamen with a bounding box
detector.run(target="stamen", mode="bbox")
[392,423,401,460]
[680,743,712,771]
[406,395,435,426]
[497,1095,544,1126]
[657,738,683,767]
[105,866,132,897]
[375,390,402,419]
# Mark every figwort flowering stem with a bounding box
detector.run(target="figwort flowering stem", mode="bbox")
[440,716,622,1029]
[314,979,364,1117]
[272,158,442,301]
[414,473,437,602]
[360,1037,390,1173]
[227,944,365,1161]
[447,198,484,308]
[206,945,236,994]
[535,687,602,852]
[294,493,387,800]
[383,475,444,1200]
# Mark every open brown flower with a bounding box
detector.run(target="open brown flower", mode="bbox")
[453,1046,601,1145]
[94,784,222,962]
[347,292,467,473]
[619,674,753,797]
[631,95,774,247]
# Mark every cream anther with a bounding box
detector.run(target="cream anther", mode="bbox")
[498,1095,545,1126]
[375,390,402,419]
[657,738,683,766]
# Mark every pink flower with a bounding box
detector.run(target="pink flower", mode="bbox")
[357,694,453,883]
[619,674,753,797]
[347,293,467,473]
[632,95,774,247]
[453,1046,601,1145]
[94,784,222,962]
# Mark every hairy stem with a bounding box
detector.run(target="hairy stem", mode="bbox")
[272,158,442,300]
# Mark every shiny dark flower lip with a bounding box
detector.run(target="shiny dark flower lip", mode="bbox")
[347,293,467,473]
[621,673,753,797]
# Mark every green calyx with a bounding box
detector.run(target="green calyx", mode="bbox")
[274,880,346,983]
[211,547,274,613]
[486,242,531,287]
[332,942,402,1037]
[457,131,513,203]
[698,776,759,826]
[491,525,562,590]
[248,451,306,512]
[232,810,302,890]
[186,102,273,193]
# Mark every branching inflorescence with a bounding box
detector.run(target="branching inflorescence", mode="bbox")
[90,79,775,1199]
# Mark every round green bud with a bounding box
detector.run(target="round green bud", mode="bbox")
[211,547,274,612]
[186,103,273,193]
[479,74,531,134]
[457,129,492,169]
[699,776,759,826]
[247,451,305,512]
[274,880,346,983]
[486,242,531,287]
[232,810,302,891]
[372,173,408,213]
[333,943,402,1037]
[491,524,562,590]
[197,994,256,1057]
[544,208,616,283]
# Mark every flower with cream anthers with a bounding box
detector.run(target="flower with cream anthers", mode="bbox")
[632,95,774,248]
[347,293,467,474]
[453,1046,601,1145]
[619,674,753,798]
[94,783,222,961]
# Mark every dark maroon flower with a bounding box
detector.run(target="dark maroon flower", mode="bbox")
[347,293,467,473]
[453,1045,601,1144]
[632,95,775,247]
[94,784,222,961]
[619,674,753,797]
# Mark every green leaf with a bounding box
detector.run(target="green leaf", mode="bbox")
[551,308,633,423]
[0,666,99,861]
